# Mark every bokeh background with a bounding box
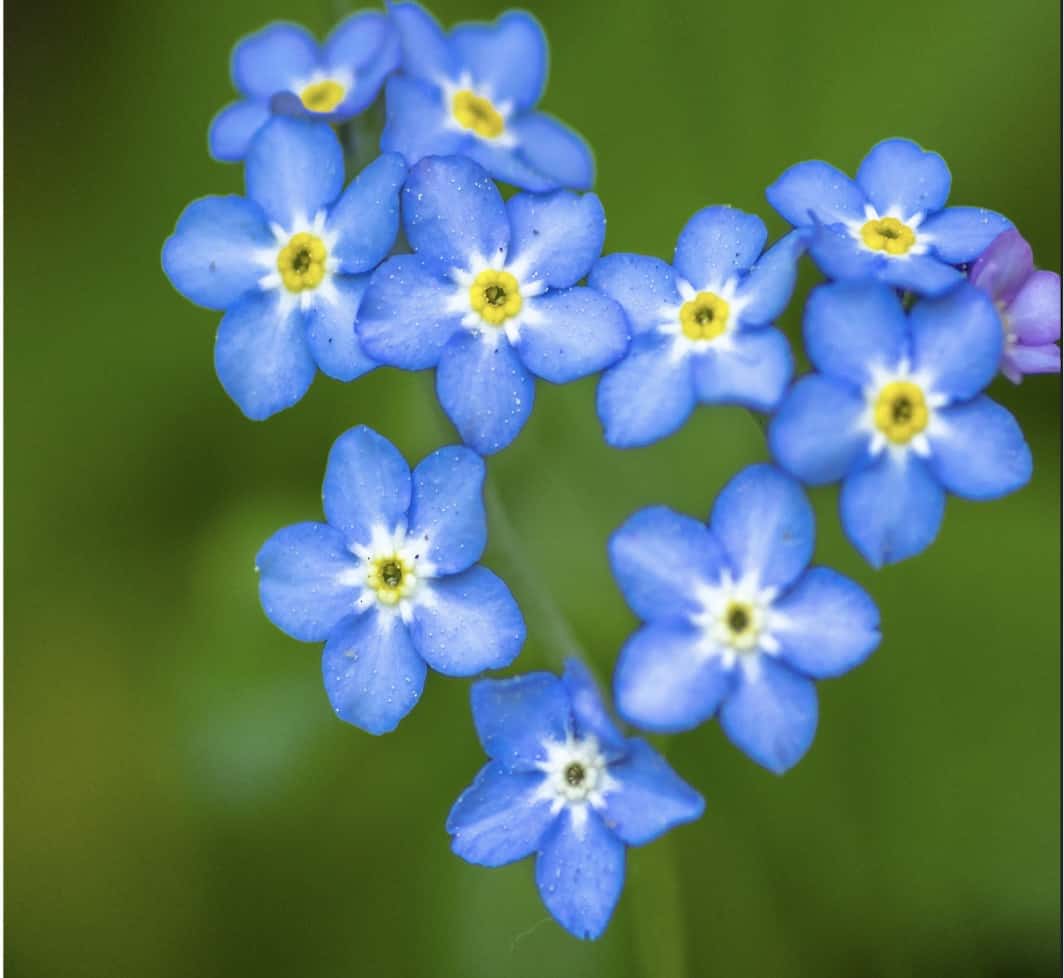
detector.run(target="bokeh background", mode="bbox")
[6,0,1061,974]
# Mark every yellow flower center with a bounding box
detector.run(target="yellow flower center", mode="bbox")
[860,217,916,256]
[300,80,346,113]
[452,90,505,139]
[874,381,929,444]
[680,292,730,341]
[367,555,415,606]
[469,270,522,325]
[722,600,759,651]
[277,232,327,293]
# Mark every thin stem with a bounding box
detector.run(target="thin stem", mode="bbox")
[629,832,690,978]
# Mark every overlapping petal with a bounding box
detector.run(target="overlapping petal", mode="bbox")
[406,447,486,575]
[470,672,572,771]
[690,327,793,412]
[855,138,951,218]
[673,206,767,288]
[506,191,605,288]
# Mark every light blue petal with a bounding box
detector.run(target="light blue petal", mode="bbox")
[380,75,467,166]
[208,100,272,162]
[589,254,681,336]
[406,446,487,575]
[506,191,605,289]
[214,292,316,420]
[388,1,456,82]
[321,608,426,735]
[322,425,412,547]
[601,740,704,845]
[324,10,395,71]
[922,207,1013,264]
[709,464,814,592]
[162,195,272,310]
[807,224,886,282]
[329,27,401,117]
[450,10,547,112]
[673,206,767,289]
[877,253,964,295]
[719,658,818,774]
[447,763,556,866]
[256,522,361,642]
[327,153,407,273]
[927,397,1032,500]
[245,117,345,228]
[515,288,629,384]
[596,334,695,448]
[231,22,319,99]
[471,672,572,771]
[535,809,626,941]
[766,160,867,227]
[303,274,377,381]
[840,455,945,567]
[510,112,595,191]
[410,567,525,676]
[609,505,730,622]
[436,331,536,455]
[856,138,951,218]
[774,567,881,679]
[690,327,793,412]
[462,139,561,193]
[732,230,809,326]
[561,659,626,757]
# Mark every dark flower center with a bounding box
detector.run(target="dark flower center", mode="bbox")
[564,762,586,786]
[727,606,750,633]
[380,560,404,588]
[891,396,913,423]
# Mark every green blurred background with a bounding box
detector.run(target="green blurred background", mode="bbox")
[6,0,1061,974]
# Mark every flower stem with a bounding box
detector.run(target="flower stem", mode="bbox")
[629,831,690,978]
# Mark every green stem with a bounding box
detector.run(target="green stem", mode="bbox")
[629,832,690,978]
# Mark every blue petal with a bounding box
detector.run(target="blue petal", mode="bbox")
[357,256,463,370]
[447,763,556,866]
[324,10,395,71]
[768,375,869,485]
[803,282,909,386]
[589,254,680,336]
[436,331,536,455]
[208,100,271,163]
[256,522,361,642]
[922,207,1013,264]
[909,283,1002,399]
[608,506,729,622]
[719,658,818,774]
[596,334,695,448]
[471,672,572,771]
[322,425,412,547]
[774,567,881,679]
[877,253,964,295]
[388,1,456,82]
[709,463,814,593]
[410,567,525,676]
[326,152,407,273]
[561,659,626,757]
[839,455,945,567]
[450,11,547,112]
[515,288,629,384]
[690,327,793,412]
[926,396,1032,500]
[732,230,809,326]
[161,195,272,310]
[245,117,345,228]
[321,608,426,735]
[303,274,377,381]
[380,75,467,166]
[601,740,704,845]
[535,809,626,941]
[765,160,867,227]
[231,22,319,99]
[807,224,886,282]
[855,138,952,218]
[506,191,605,289]
[214,292,316,420]
[330,26,401,117]
[462,139,562,193]
[613,622,735,733]
[406,446,487,575]
[673,206,767,288]
[510,112,595,191]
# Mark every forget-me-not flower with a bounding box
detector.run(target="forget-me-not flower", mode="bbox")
[256,425,525,734]
[447,659,703,939]
[611,464,881,773]
[381,2,594,192]
[769,281,1033,567]
[767,138,1012,295]
[163,118,406,420]
[357,154,629,454]
[592,207,806,447]
[208,14,400,162]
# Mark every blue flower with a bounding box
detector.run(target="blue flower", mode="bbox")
[357,155,629,454]
[380,2,593,192]
[769,281,1033,567]
[209,15,400,162]
[256,425,526,734]
[591,208,806,447]
[766,138,1012,295]
[610,464,880,774]
[447,659,703,939]
[162,118,406,420]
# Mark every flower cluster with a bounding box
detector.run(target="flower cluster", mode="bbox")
[162,2,1060,943]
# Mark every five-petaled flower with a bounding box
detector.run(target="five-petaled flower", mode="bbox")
[209,15,400,162]
[357,154,629,455]
[163,118,406,420]
[591,207,806,447]
[769,281,1033,567]
[447,659,703,939]
[381,2,594,192]
[767,138,1012,295]
[610,464,881,773]
[256,425,526,733]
